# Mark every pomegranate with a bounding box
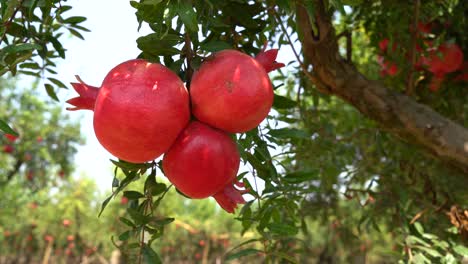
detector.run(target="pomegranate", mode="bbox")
[162,121,246,213]
[3,144,14,153]
[378,38,389,52]
[4,133,18,142]
[67,59,190,163]
[62,219,71,227]
[120,196,129,205]
[190,49,284,133]
[426,43,463,77]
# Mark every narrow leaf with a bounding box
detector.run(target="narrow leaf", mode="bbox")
[44,83,59,101]
[0,120,18,136]
[142,244,162,264]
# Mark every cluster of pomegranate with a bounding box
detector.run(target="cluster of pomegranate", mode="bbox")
[67,48,284,213]
[377,21,466,91]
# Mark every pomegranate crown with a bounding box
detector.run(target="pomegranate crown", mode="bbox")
[213,180,249,213]
[255,46,285,73]
[66,75,99,111]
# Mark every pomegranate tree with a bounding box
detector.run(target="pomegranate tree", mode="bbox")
[190,49,284,133]
[67,59,190,163]
[162,121,246,213]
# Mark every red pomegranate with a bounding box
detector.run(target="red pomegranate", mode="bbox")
[426,43,463,77]
[4,133,18,142]
[67,59,190,163]
[162,121,247,213]
[190,49,284,133]
[3,144,14,153]
[62,219,71,227]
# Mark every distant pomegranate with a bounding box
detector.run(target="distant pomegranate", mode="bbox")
[62,219,71,227]
[190,49,284,133]
[120,196,129,205]
[26,171,34,181]
[426,43,463,77]
[4,133,18,142]
[67,59,190,163]
[3,145,14,153]
[162,121,246,213]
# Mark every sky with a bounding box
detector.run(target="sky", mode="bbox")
[55,0,295,193]
[57,0,153,191]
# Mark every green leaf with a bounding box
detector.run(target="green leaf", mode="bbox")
[225,248,261,261]
[64,16,87,24]
[44,83,59,101]
[176,0,198,33]
[119,217,136,228]
[141,0,163,5]
[283,170,318,183]
[269,128,309,139]
[413,245,441,258]
[137,33,183,56]
[19,62,40,69]
[47,77,67,89]
[68,28,84,39]
[406,235,430,247]
[150,217,174,227]
[413,222,424,235]
[118,230,131,241]
[142,244,162,264]
[3,0,20,23]
[266,223,298,236]
[453,245,468,257]
[49,37,65,58]
[0,120,18,136]
[98,195,113,217]
[0,43,41,58]
[111,159,151,171]
[273,94,297,109]
[123,191,144,199]
[200,40,232,52]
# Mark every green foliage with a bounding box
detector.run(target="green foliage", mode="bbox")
[0,0,89,101]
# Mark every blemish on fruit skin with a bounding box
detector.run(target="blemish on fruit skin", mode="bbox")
[225,81,234,93]
[152,81,159,91]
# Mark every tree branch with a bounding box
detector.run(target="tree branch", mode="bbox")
[295,1,468,175]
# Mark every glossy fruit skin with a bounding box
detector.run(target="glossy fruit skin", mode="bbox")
[162,121,240,199]
[190,50,274,133]
[67,59,190,163]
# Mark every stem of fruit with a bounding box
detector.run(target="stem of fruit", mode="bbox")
[406,0,421,96]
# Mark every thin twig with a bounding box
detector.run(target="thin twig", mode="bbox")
[406,0,421,96]
[272,10,331,94]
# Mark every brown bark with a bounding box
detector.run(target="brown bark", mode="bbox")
[295,1,468,175]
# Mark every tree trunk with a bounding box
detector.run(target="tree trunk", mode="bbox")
[295,1,468,175]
